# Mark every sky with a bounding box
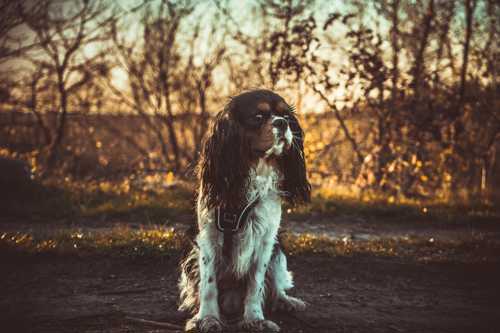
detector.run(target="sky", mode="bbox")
[2,0,480,114]
[0,0,395,113]
[102,0,376,110]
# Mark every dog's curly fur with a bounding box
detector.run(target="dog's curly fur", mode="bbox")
[178,90,310,332]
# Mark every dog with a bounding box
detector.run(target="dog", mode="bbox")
[179,89,310,332]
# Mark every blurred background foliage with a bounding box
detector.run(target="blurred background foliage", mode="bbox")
[0,0,499,220]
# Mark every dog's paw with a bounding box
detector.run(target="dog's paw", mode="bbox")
[185,316,198,332]
[273,296,307,313]
[185,315,223,333]
[239,319,280,332]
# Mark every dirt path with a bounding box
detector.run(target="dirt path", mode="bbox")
[1,248,499,333]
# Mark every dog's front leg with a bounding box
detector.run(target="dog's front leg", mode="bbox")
[186,231,222,333]
[240,241,280,332]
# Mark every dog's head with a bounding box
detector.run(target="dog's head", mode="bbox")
[198,89,310,209]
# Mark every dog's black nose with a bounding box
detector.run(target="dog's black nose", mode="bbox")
[272,117,288,131]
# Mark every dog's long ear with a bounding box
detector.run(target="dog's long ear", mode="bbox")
[279,113,311,205]
[198,108,251,210]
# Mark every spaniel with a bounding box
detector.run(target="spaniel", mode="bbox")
[179,89,310,332]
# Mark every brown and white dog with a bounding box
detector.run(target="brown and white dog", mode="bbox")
[179,89,310,332]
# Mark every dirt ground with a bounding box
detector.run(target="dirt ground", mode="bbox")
[1,242,499,333]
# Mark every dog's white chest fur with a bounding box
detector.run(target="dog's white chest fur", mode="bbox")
[231,159,282,277]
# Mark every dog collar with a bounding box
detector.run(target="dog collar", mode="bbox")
[216,195,261,233]
[216,195,261,260]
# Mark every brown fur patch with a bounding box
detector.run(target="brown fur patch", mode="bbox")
[276,101,289,113]
[251,120,274,152]
[257,102,271,112]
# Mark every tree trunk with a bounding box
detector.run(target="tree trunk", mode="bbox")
[29,76,52,146]
[164,89,181,171]
[450,0,477,199]
[411,0,435,100]
[390,0,400,103]
[47,80,68,167]
[458,0,476,104]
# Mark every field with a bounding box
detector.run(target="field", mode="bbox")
[1,181,499,333]
[1,1,500,331]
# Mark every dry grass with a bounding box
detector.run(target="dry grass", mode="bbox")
[288,185,499,224]
[0,225,185,257]
[281,233,500,263]
[1,225,498,263]
[2,172,498,226]
[1,174,195,223]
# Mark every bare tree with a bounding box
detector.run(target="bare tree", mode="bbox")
[0,1,45,64]
[458,0,478,103]
[109,1,193,171]
[24,0,115,167]
[108,1,227,173]
[0,0,45,130]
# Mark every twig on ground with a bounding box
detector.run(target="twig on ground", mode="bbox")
[126,316,183,331]
[98,287,160,296]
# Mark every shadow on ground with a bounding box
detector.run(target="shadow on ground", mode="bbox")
[1,248,499,333]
